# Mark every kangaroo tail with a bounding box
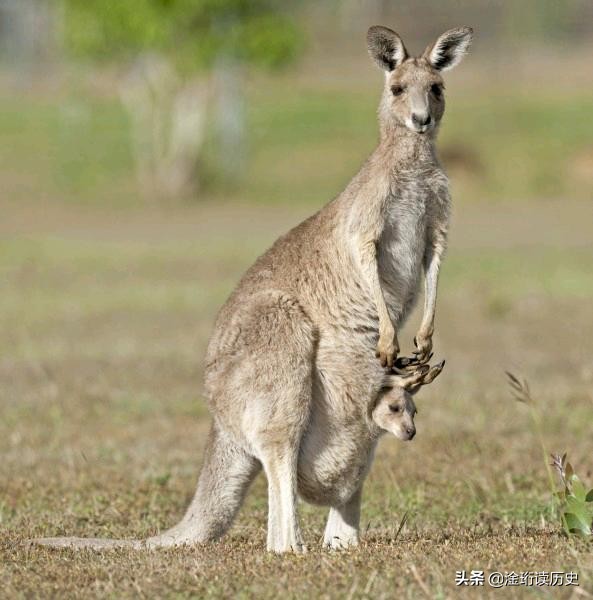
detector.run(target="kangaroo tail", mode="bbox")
[34,537,142,550]
[33,424,261,550]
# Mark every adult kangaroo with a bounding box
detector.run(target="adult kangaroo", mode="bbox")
[36,26,472,553]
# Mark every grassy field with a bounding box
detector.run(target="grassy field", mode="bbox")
[2,67,593,209]
[1,195,593,598]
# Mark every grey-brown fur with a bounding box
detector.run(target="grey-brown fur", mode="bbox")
[35,26,472,553]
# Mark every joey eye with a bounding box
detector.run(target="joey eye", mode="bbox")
[431,83,443,98]
[389,404,401,413]
[391,85,405,97]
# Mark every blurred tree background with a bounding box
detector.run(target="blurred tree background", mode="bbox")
[63,0,303,198]
[0,0,592,205]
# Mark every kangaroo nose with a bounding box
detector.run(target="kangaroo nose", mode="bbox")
[412,113,431,127]
[406,426,416,439]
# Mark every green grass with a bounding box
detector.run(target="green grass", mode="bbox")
[0,93,135,205]
[2,77,592,207]
[445,248,593,298]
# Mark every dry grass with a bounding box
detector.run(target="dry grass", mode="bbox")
[1,199,593,598]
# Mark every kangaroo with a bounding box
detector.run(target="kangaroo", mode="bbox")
[372,359,445,442]
[35,26,472,553]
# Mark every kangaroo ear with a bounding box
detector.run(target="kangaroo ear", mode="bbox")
[423,27,473,72]
[367,26,408,72]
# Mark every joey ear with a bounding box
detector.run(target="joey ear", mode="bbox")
[367,26,408,72]
[423,27,473,72]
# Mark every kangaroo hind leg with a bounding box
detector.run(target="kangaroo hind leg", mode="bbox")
[241,293,316,554]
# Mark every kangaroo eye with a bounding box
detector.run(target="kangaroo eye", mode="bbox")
[431,83,443,98]
[389,404,401,413]
[391,85,405,97]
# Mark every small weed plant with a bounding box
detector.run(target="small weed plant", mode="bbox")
[550,453,593,537]
[507,372,593,538]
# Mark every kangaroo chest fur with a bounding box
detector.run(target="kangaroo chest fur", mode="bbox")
[378,167,447,324]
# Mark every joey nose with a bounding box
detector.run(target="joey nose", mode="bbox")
[412,113,431,127]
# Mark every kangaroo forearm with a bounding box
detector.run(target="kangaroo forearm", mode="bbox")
[419,260,439,335]
[358,239,399,366]
[360,241,395,335]
[377,289,394,337]
[419,234,446,336]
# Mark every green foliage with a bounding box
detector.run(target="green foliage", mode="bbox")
[63,0,303,71]
[64,1,170,60]
[551,454,593,537]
